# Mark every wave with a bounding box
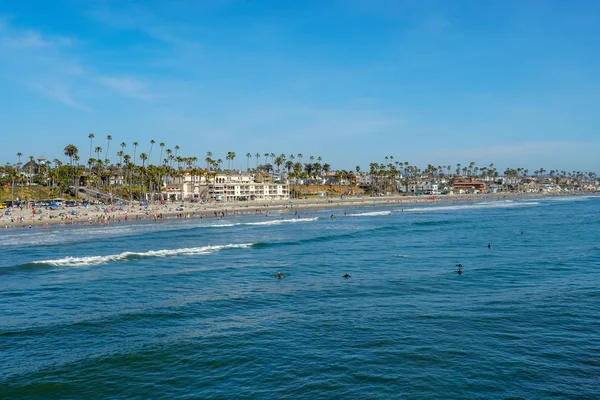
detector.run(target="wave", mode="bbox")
[252,225,399,250]
[411,219,463,227]
[543,195,598,202]
[0,217,319,249]
[245,217,318,226]
[183,217,318,229]
[30,243,255,267]
[346,211,392,217]
[400,201,540,213]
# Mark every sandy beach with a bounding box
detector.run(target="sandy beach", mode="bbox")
[1,191,591,230]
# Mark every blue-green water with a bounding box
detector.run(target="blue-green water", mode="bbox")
[1,196,599,399]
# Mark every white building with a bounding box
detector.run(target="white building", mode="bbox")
[210,182,289,201]
[163,172,289,202]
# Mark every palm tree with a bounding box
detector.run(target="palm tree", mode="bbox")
[274,156,284,175]
[159,143,165,167]
[140,153,148,200]
[63,144,78,187]
[26,155,35,184]
[94,146,103,164]
[8,168,19,206]
[105,135,112,163]
[285,160,294,174]
[88,133,95,170]
[16,152,22,170]
[206,151,213,170]
[148,140,155,164]
[255,153,260,169]
[116,151,124,168]
[133,142,139,167]
[246,153,252,171]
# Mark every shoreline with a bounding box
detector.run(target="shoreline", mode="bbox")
[1,191,596,230]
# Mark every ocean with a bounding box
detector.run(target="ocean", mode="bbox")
[1,195,599,399]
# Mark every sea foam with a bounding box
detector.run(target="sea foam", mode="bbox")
[32,243,255,267]
[346,211,392,217]
[400,201,540,213]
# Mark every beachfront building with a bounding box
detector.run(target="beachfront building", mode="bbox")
[451,181,487,194]
[356,174,372,187]
[400,180,440,195]
[163,171,289,202]
[209,180,289,202]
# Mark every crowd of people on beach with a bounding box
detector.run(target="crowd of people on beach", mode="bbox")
[0,191,580,230]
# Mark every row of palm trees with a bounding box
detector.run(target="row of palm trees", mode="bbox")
[2,139,599,203]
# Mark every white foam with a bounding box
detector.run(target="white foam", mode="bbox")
[32,243,255,267]
[544,195,596,202]
[245,217,318,226]
[401,201,540,213]
[346,211,392,217]
[205,223,238,228]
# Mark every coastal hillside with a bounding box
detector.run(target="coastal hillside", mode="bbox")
[0,186,66,203]
[291,184,366,197]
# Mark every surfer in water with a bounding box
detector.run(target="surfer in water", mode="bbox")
[343,273,351,278]
[277,271,283,279]
[456,263,463,275]
[488,242,492,249]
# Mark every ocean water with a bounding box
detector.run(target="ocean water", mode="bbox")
[1,196,599,399]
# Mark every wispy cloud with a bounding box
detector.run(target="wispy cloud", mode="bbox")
[0,30,50,49]
[95,76,153,100]
[0,16,154,109]
[30,81,92,112]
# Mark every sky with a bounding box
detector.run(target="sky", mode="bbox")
[1,0,599,173]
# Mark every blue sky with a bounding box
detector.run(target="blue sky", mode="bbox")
[1,0,599,172]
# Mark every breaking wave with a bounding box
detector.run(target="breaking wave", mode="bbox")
[400,201,540,213]
[346,211,392,217]
[200,217,318,228]
[31,243,255,267]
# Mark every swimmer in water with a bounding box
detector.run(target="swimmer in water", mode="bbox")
[277,271,283,279]
[343,273,351,278]
[488,242,492,249]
